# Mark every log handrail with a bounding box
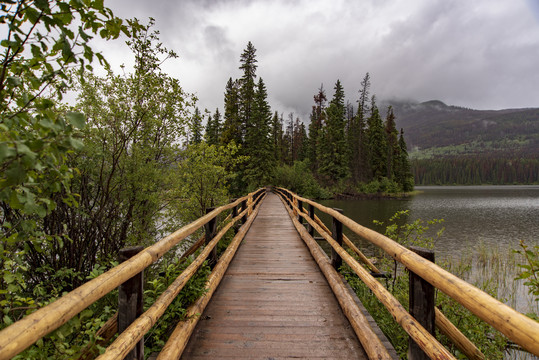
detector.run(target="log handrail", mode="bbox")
[275,187,539,358]
[274,189,454,359]
[0,188,267,360]
[302,206,484,360]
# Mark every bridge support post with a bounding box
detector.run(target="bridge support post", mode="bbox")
[205,207,218,268]
[241,199,247,224]
[408,246,435,360]
[297,199,303,223]
[308,203,315,237]
[231,199,238,233]
[330,208,344,270]
[118,246,144,360]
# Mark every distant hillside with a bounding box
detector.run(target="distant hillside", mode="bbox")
[385,100,539,157]
[382,100,539,184]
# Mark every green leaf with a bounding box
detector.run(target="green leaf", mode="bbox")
[68,137,84,150]
[66,112,86,129]
[0,143,15,162]
[25,7,40,24]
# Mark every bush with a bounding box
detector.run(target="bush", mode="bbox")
[272,160,330,199]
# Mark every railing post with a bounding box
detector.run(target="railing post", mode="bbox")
[231,199,238,233]
[308,202,315,237]
[408,246,436,360]
[118,246,144,360]
[330,208,344,270]
[205,207,217,268]
[297,199,303,223]
[241,199,247,224]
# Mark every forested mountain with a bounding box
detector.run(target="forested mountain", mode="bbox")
[385,100,539,184]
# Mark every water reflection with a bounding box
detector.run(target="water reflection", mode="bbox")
[320,185,539,259]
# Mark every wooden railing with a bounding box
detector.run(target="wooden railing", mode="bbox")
[0,188,267,360]
[274,187,539,360]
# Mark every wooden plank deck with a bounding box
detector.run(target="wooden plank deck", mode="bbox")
[181,193,374,359]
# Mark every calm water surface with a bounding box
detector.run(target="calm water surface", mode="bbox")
[320,186,539,359]
[319,185,539,259]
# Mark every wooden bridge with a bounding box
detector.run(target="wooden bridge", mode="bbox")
[0,188,538,359]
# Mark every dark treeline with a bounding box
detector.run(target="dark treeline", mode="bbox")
[198,42,414,196]
[413,156,539,185]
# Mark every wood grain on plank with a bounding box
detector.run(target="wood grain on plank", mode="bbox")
[181,193,367,359]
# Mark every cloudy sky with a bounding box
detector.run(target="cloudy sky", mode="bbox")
[98,0,539,119]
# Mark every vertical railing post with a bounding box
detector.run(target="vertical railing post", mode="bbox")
[297,199,303,223]
[408,246,436,360]
[330,208,344,270]
[205,207,217,268]
[308,202,315,237]
[231,199,238,233]
[118,246,144,360]
[241,199,247,224]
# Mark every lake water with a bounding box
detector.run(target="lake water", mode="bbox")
[320,185,539,359]
[319,185,539,259]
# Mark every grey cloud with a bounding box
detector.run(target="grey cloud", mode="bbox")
[102,0,539,118]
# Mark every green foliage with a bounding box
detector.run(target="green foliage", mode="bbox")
[244,77,275,188]
[0,0,125,349]
[143,256,211,355]
[272,160,330,199]
[4,262,118,359]
[342,212,508,359]
[366,101,388,180]
[412,156,539,185]
[167,142,244,223]
[0,0,125,241]
[318,80,350,184]
[26,18,193,285]
[514,240,539,306]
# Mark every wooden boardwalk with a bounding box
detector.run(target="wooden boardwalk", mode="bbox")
[182,193,382,359]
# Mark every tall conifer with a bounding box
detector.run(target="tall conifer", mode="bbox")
[366,97,387,180]
[318,80,349,183]
[384,106,399,179]
[221,78,241,145]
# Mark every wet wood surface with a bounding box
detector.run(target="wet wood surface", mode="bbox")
[181,193,368,359]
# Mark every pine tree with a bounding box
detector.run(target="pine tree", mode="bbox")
[189,107,203,144]
[294,118,308,161]
[220,78,241,145]
[396,128,413,191]
[239,41,258,141]
[308,85,326,174]
[366,97,387,180]
[244,77,274,187]
[384,106,399,179]
[205,108,222,145]
[271,111,284,164]
[349,73,370,183]
[318,80,349,183]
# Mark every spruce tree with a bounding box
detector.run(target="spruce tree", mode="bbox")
[220,78,241,145]
[271,111,284,164]
[349,73,370,183]
[239,41,258,141]
[366,97,387,180]
[384,106,399,179]
[244,77,274,187]
[205,108,222,145]
[396,128,413,191]
[318,80,349,184]
[189,107,203,144]
[308,85,326,174]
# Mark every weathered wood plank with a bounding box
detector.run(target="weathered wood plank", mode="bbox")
[181,193,368,359]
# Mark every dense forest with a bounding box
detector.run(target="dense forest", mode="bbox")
[197,43,414,197]
[387,100,539,185]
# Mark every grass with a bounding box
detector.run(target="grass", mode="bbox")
[340,237,538,359]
